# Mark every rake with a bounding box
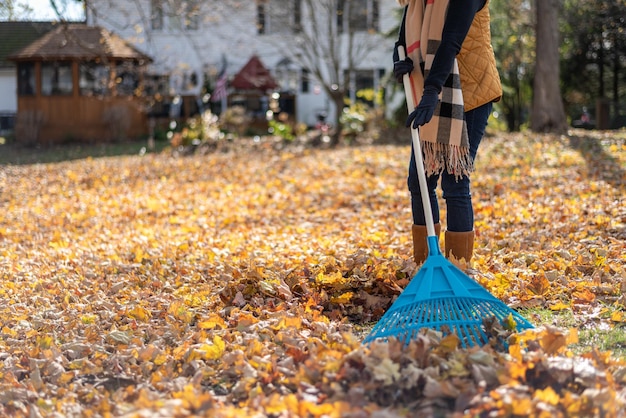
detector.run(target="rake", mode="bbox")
[363,47,534,348]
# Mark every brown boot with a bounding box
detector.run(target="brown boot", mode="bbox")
[412,223,441,265]
[445,230,475,267]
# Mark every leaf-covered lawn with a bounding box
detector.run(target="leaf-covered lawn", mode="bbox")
[0,130,624,417]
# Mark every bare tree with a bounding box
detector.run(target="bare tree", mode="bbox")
[0,0,34,19]
[530,0,567,133]
[260,0,387,146]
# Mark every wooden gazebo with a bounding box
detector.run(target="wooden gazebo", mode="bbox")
[229,55,282,132]
[8,24,152,144]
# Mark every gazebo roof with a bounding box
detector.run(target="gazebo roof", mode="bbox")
[8,23,152,63]
[231,55,277,91]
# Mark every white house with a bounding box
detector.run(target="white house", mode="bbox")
[84,0,400,127]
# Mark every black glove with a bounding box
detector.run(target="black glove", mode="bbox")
[406,85,440,129]
[393,57,414,83]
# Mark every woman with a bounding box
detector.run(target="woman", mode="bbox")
[393,0,502,265]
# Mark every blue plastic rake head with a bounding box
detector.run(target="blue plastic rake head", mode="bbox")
[363,237,535,348]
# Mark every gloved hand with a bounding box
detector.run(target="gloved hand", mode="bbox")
[393,57,414,83]
[406,85,440,129]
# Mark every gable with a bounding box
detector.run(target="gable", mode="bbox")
[231,55,277,91]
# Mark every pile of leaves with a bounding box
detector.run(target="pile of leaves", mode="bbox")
[0,130,624,417]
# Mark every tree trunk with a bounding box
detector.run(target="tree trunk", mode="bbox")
[330,91,344,147]
[530,0,567,133]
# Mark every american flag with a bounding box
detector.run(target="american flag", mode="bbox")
[211,68,228,103]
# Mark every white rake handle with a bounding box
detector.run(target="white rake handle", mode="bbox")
[398,46,437,238]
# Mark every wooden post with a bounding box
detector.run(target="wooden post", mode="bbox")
[73,61,80,98]
[35,61,41,97]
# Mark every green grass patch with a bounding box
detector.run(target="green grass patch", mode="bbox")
[522,307,626,358]
[0,139,170,166]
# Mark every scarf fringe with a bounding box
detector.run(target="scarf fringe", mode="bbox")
[422,141,474,180]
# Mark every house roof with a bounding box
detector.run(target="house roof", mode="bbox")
[8,23,152,63]
[231,55,278,91]
[0,21,56,69]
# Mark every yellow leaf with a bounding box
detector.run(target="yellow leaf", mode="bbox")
[315,271,344,286]
[508,361,528,382]
[134,248,146,263]
[540,327,568,354]
[566,328,579,345]
[572,288,595,304]
[2,326,17,337]
[128,306,151,322]
[549,301,570,311]
[502,313,517,331]
[57,371,75,385]
[200,336,225,361]
[509,342,522,361]
[168,300,194,324]
[437,333,460,354]
[197,313,226,330]
[534,386,560,406]
[611,311,626,323]
[330,291,353,304]
[273,316,302,331]
[511,397,533,415]
[38,335,54,349]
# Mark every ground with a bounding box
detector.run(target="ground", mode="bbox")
[0,129,624,417]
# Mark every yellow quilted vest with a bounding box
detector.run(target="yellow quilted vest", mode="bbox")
[457,0,502,111]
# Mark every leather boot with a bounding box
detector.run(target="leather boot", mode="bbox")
[445,230,475,266]
[412,223,441,265]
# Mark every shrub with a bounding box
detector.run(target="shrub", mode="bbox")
[268,119,295,142]
[169,110,222,148]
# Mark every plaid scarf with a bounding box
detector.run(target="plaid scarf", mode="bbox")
[401,0,472,178]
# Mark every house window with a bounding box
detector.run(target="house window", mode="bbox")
[41,61,73,96]
[151,0,164,30]
[152,0,198,31]
[144,74,170,117]
[183,0,199,30]
[169,0,199,30]
[17,62,35,96]
[80,62,110,96]
[338,0,379,33]
[144,74,169,97]
[115,63,139,96]
[257,0,301,35]
[345,68,377,105]
[301,68,310,93]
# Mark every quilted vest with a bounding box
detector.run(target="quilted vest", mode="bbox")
[458,0,502,111]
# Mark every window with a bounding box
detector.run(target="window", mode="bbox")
[274,58,300,92]
[151,0,198,31]
[345,68,378,105]
[301,68,310,93]
[41,61,73,96]
[182,0,199,30]
[0,113,16,133]
[144,74,170,117]
[257,0,301,35]
[80,62,110,96]
[151,0,164,30]
[144,74,169,96]
[17,62,35,96]
[338,0,379,33]
[115,63,139,96]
